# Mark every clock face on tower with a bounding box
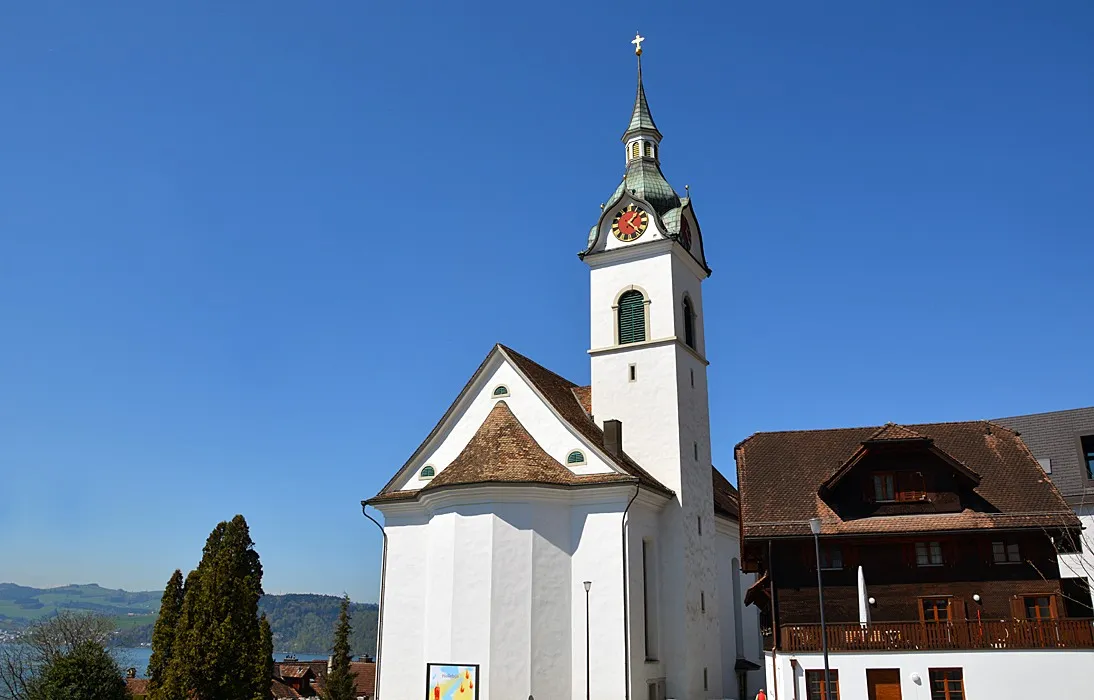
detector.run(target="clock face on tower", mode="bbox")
[679,217,692,251]
[611,204,649,242]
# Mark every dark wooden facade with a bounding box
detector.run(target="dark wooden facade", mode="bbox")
[737,421,1092,652]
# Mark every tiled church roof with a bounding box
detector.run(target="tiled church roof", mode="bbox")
[366,345,740,521]
[736,420,1079,539]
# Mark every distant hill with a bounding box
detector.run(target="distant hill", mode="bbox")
[0,583,378,656]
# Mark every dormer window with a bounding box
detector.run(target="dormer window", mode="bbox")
[871,471,926,503]
[872,473,895,502]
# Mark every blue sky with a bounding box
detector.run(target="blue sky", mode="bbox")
[1,1,1091,603]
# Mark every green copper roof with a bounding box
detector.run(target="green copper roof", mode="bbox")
[607,158,680,216]
[622,57,661,141]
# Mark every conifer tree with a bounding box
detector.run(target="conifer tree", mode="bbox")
[160,515,269,700]
[322,596,356,700]
[147,569,184,693]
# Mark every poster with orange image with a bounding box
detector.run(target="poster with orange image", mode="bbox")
[426,663,479,700]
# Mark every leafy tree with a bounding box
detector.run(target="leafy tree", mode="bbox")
[25,640,130,700]
[257,614,274,692]
[0,612,121,700]
[322,596,356,700]
[155,515,270,700]
[147,569,183,692]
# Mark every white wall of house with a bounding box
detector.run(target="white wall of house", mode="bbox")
[765,648,1094,700]
[715,518,763,700]
[1060,508,1094,580]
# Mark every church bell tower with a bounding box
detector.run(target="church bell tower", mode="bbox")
[580,35,720,699]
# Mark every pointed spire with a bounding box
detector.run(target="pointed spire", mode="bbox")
[622,34,661,142]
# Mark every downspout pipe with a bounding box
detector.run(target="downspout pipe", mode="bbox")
[620,481,641,700]
[361,502,388,699]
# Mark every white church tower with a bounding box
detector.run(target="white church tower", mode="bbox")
[580,34,719,699]
[366,34,760,700]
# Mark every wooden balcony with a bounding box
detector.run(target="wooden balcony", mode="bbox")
[772,618,1094,653]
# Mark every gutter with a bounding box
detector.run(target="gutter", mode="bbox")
[361,502,388,699]
[620,481,641,700]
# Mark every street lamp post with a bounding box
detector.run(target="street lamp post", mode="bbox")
[809,518,832,700]
[584,580,592,700]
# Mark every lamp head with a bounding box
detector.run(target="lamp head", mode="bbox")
[583,581,592,592]
[972,593,981,603]
[808,517,821,535]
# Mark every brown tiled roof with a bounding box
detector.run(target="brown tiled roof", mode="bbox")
[736,420,1079,539]
[278,664,313,679]
[271,678,303,699]
[499,345,670,495]
[572,385,592,414]
[865,422,928,442]
[125,678,150,697]
[712,466,740,519]
[367,345,673,504]
[349,660,376,697]
[369,401,638,503]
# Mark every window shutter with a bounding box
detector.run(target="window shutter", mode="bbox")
[1009,595,1024,620]
[952,598,967,622]
[1050,594,1061,619]
[618,291,646,344]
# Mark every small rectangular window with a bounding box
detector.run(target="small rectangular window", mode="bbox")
[703,667,708,691]
[1037,457,1052,474]
[929,668,964,700]
[872,473,895,501]
[819,545,843,570]
[1024,595,1053,620]
[916,541,944,566]
[806,670,839,700]
[690,368,694,387]
[697,516,702,536]
[693,442,698,460]
[992,541,1021,564]
[700,590,705,612]
[920,597,950,623]
[629,364,637,382]
[1082,435,1094,480]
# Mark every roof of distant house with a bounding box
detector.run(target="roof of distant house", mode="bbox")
[736,419,1079,538]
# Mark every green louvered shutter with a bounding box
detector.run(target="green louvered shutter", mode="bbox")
[618,291,646,344]
[567,450,585,464]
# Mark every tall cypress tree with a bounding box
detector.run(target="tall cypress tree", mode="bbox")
[162,515,268,700]
[148,569,184,693]
[322,596,356,700]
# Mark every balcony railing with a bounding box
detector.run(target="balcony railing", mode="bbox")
[773,618,1094,653]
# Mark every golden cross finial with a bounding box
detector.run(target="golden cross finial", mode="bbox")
[631,32,645,56]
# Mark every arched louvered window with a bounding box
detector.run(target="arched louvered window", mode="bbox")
[618,290,646,345]
[420,465,436,479]
[644,142,653,157]
[682,296,696,349]
[492,385,509,397]
[567,450,586,465]
[630,141,640,160]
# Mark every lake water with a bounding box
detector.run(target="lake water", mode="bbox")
[117,648,330,678]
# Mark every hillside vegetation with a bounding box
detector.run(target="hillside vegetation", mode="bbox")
[0,583,378,655]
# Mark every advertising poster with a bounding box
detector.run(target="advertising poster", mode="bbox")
[426,663,479,700]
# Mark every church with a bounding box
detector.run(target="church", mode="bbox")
[364,36,761,700]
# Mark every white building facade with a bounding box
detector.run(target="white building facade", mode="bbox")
[365,43,761,700]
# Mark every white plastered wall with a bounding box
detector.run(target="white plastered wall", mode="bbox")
[766,648,1094,700]
[716,517,763,700]
[377,487,636,700]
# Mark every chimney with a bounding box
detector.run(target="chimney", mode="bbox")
[126,668,136,679]
[604,419,623,457]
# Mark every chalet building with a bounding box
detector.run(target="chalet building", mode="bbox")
[736,420,1093,700]
[271,658,375,699]
[994,406,1094,617]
